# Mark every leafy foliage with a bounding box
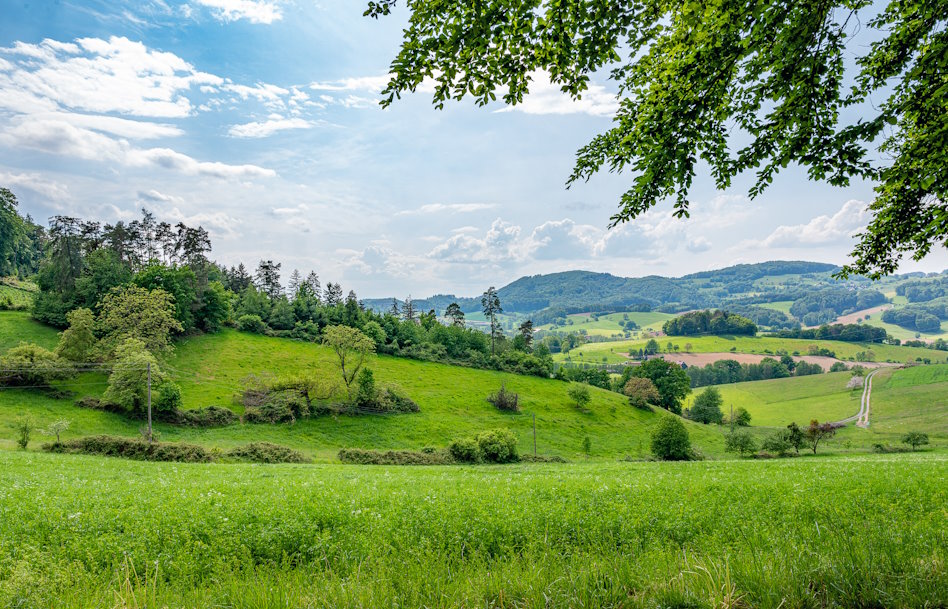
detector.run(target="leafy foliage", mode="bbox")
[725,429,758,457]
[370,0,947,277]
[663,310,757,336]
[687,387,724,424]
[486,383,520,412]
[629,359,691,414]
[0,343,73,387]
[96,285,183,357]
[650,417,692,461]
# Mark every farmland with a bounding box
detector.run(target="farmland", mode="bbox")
[536,311,674,338]
[0,450,945,608]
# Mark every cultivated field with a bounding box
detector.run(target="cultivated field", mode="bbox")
[537,311,674,338]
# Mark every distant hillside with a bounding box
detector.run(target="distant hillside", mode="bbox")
[367,261,849,316]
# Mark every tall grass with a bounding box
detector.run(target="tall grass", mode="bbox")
[0,451,944,608]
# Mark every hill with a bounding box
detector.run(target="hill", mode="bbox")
[0,317,725,459]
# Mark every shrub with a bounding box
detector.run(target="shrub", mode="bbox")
[650,417,692,461]
[728,406,752,427]
[242,397,297,424]
[164,406,239,427]
[872,443,912,454]
[338,448,454,465]
[760,429,792,456]
[44,435,213,462]
[0,343,73,387]
[476,428,518,463]
[12,416,36,450]
[623,376,660,410]
[901,431,929,451]
[449,437,483,463]
[375,387,420,413]
[725,429,758,457]
[688,387,724,424]
[237,314,268,334]
[567,383,592,412]
[487,383,520,412]
[519,454,568,463]
[154,382,182,412]
[227,442,309,463]
[829,361,849,373]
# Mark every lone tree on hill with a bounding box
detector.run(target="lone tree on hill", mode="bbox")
[368,0,947,278]
[324,325,376,391]
[481,286,503,355]
[901,431,929,451]
[805,420,838,454]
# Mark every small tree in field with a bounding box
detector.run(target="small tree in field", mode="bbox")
[786,422,806,455]
[567,383,591,412]
[323,325,375,391]
[623,377,660,410]
[650,417,692,461]
[12,415,35,450]
[901,431,929,451]
[487,383,519,412]
[725,429,758,457]
[688,387,724,424]
[805,420,837,454]
[56,307,97,362]
[43,419,71,443]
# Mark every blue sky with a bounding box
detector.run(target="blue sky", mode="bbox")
[1,0,944,298]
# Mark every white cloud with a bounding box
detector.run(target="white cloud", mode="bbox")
[194,0,282,24]
[127,147,276,178]
[686,236,712,253]
[137,189,184,204]
[310,75,392,93]
[396,203,497,216]
[428,218,525,263]
[755,200,870,248]
[229,116,312,138]
[0,171,70,202]
[495,72,619,117]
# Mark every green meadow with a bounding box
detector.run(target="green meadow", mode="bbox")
[556,334,948,364]
[537,311,674,337]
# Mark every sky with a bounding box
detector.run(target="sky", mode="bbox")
[1,0,945,298]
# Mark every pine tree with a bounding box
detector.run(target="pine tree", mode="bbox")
[303,271,321,302]
[402,295,416,322]
[389,298,400,317]
[324,282,343,306]
[481,286,502,355]
[518,320,534,351]
[254,260,283,299]
[444,302,465,327]
[287,269,302,300]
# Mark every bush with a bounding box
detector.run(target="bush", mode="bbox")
[449,437,483,463]
[623,376,660,410]
[338,448,454,465]
[725,429,758,456]
[728,406,752,427]
[872,443,912,454]
[567,383,591,412]
[162,406,239,427]
[0,343,73,387]
[44,435,213,462]
[12,416,36,450]
[476,428,518,463]
[519,454,568,463]
[242,398,297,424]
[375,387,420,413]
[688,387,724,424]
[901,431,929,451]
[227,442,309,463]
[650,417,692,461]
[241,388,308,424]
[487,383,520,412]
[237,314,268,334]
[760,429,792,456]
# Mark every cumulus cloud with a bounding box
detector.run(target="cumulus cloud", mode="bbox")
[755,200,870,248]
[495,71,619,117]
[310,75,392,93]
[194,0,282,24]
[0,171,70,202]
[429,218,525,263]
[0,36,279,180]
[396,202,497,216]
[228,116,313,138]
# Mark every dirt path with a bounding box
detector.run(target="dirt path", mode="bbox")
[834,369,877,427]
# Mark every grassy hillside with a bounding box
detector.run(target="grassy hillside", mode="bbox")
[1,451,944,608]
[0,277,37,310]
[557,334,948,365]
[536,311,674,338]
[0,318,726,459]
[0,310,59,351]
[866,365,948,439]
[686,371,861,427]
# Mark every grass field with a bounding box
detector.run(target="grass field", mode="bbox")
[865,365,948,439]
[537,311,674,338]
[0,450,943,608]
[755,300,794,314]
[0,310,59,351]
[557,334,948,365]
[0,319,726,459]
[686,371,862,427]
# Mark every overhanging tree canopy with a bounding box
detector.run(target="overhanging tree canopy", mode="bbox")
[367,0,947,277]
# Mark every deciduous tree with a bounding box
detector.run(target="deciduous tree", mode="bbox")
[323,325,376,390]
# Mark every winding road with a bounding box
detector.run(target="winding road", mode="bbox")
[834,369,877,428]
